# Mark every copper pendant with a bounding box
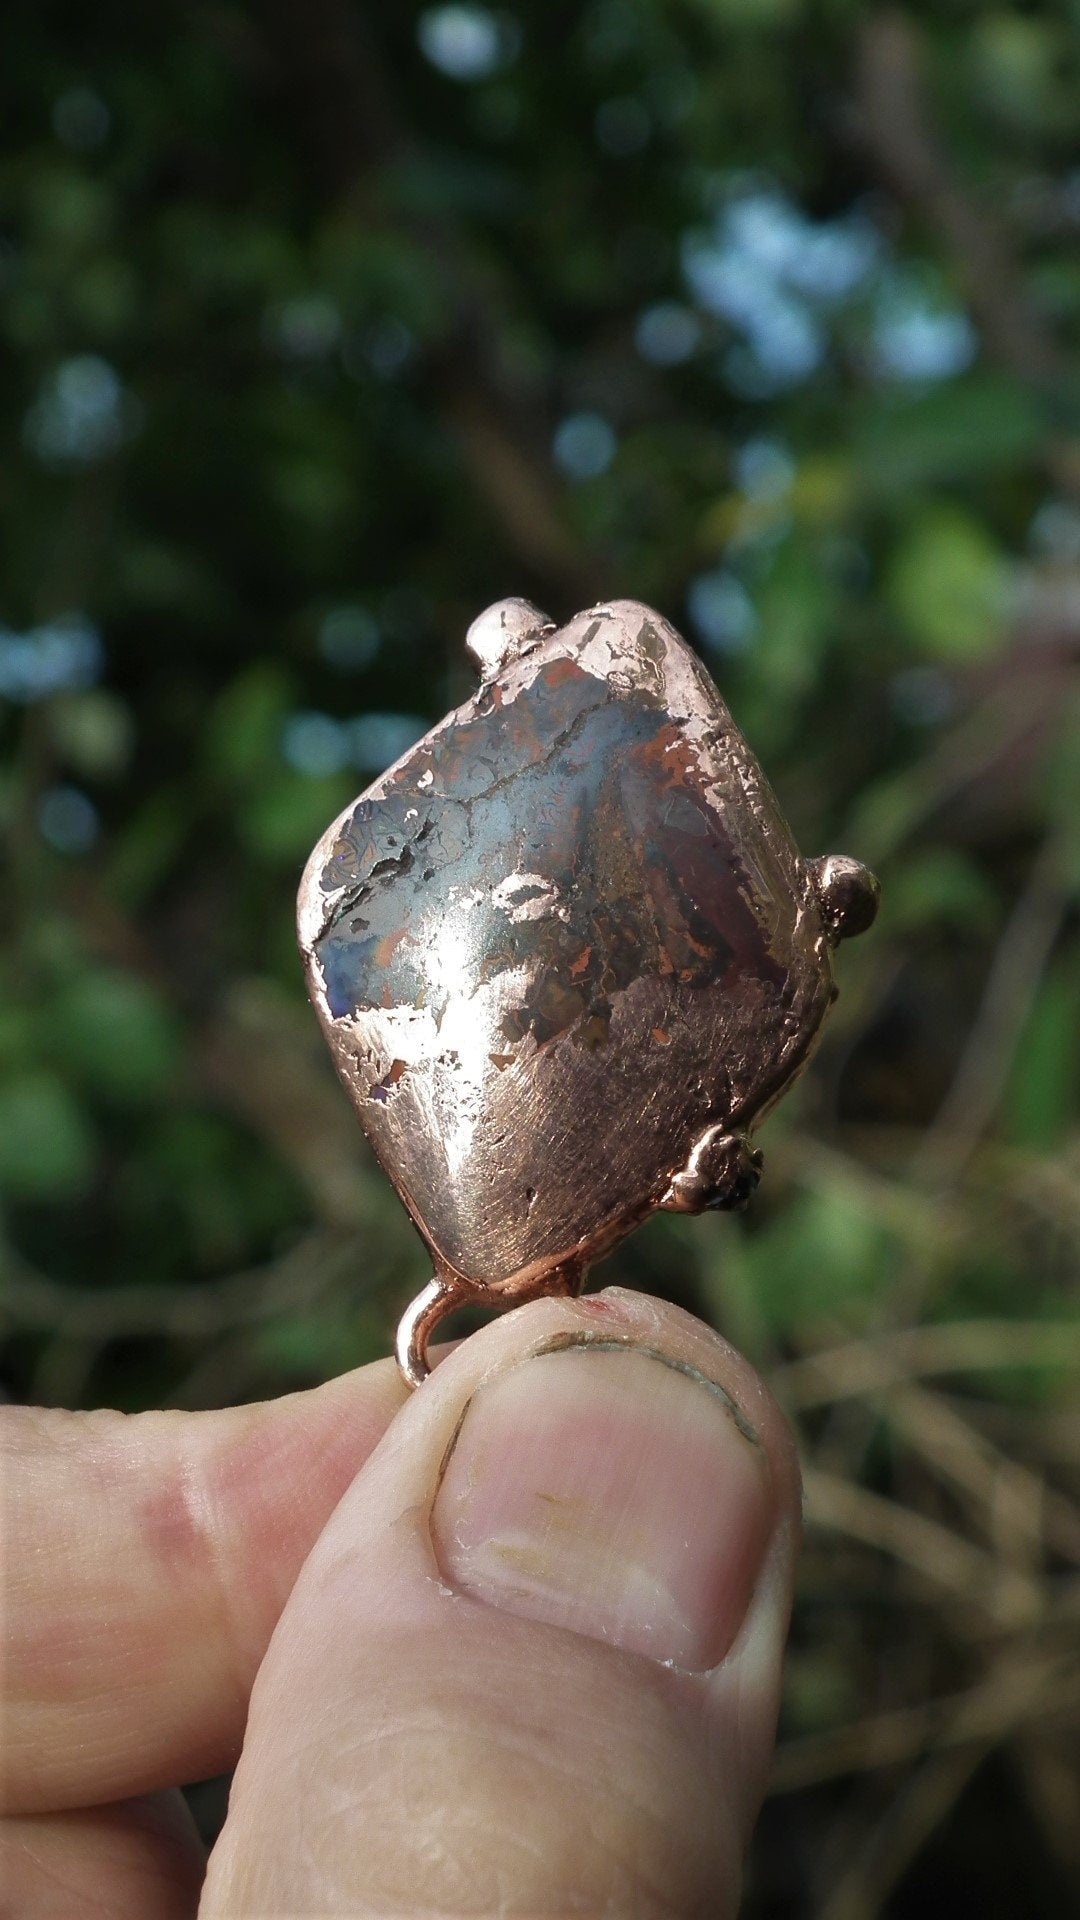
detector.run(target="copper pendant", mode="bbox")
[297,598,879,1387]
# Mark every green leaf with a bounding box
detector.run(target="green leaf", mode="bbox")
[237,769,355,864]
[857,375,1048,494]
[52,970,182,1103]
[690,0,801,26]
[758,543,836,688]
[117,541,229,619]
[0,1002,38,1073]
[49,691,134,780]
[738,540,839,758]
[887,506,1011,660]
[0,1071,95,1200]
[253,1312,380,1380]
[744,1180,890,1337]
[70,256,140,337]
[881,850,998,936]
[970,13,1080,136]
[1005,964,1079,1150]
[106,790,190,907]
[1040,689,1080,884]
[27,167,113,251]
[205,665,293,788]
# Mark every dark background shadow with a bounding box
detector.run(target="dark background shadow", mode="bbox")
[2,4,1078,1913]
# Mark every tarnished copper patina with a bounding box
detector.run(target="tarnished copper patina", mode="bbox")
[298,598,879,1386]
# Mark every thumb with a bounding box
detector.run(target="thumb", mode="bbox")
[201,1289,801,1919]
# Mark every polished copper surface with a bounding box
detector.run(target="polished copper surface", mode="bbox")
[297,598,879,1386]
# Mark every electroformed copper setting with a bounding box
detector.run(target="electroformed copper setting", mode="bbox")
[297,598,879,1387]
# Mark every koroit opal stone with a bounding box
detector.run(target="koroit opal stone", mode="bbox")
[298,597,879,1384]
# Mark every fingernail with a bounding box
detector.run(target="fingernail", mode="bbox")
[431,1340,775,1670]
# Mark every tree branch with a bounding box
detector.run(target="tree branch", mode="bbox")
[854,12,1065,388]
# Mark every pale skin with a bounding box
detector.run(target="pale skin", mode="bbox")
[1,1287,802,1918]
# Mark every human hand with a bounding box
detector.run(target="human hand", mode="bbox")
[2,1288,800,1917]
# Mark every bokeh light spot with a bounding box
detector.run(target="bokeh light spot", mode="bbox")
[283,712,349,777]
[687,570,757,656]
[889,667,959,727]
[348,712,428,772]
[872,283,977,382]
[319,606,381,671]
[418,7,518,82]
[38,785,100,854]
[552,411,617,480]
[23,356,137,466]
[272,295,343,361]
[634,302,701,366]
[0,615,104,702]
[734,436,795,501]
[52,86,111,151]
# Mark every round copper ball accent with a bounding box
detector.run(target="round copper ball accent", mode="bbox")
[809,853,881,941]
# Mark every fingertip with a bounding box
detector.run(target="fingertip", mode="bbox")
[0,1791,205,1920]
[3,1358,408,1811]
[204,1291,800,1918]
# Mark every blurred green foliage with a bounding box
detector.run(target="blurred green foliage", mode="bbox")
[2,2,1078,1914]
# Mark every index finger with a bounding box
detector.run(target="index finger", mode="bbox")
[1,1357,406,1813]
